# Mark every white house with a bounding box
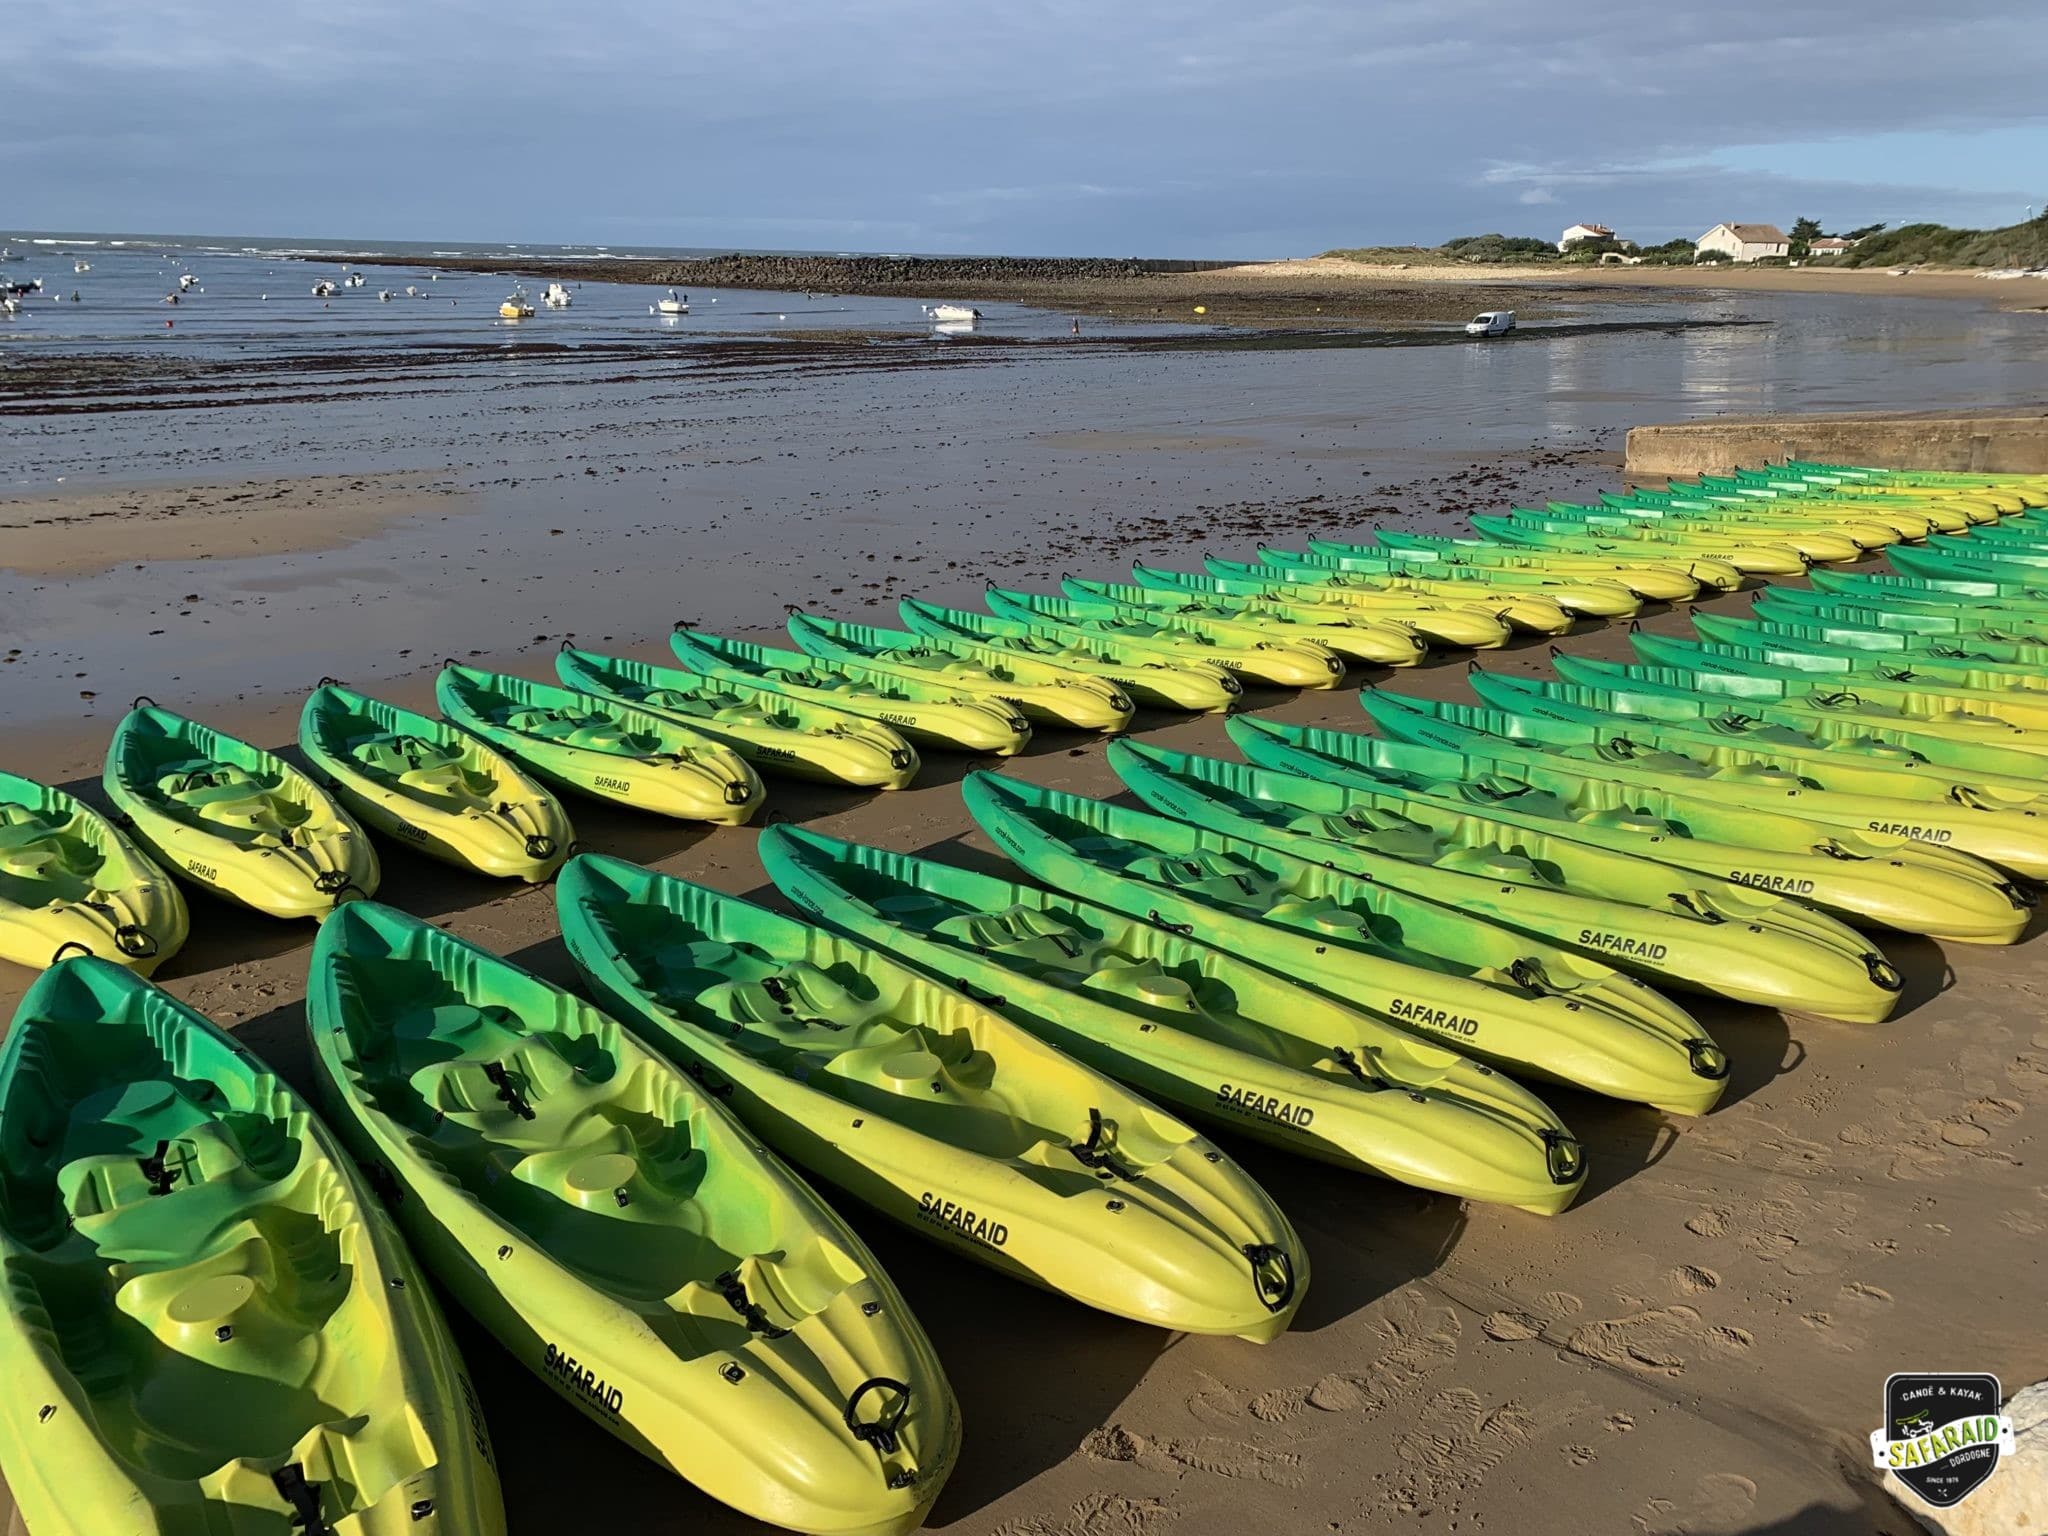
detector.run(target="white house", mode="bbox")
[1696,223,1791,262]
[1807,236,1856,257]
[1558,222,1615,251]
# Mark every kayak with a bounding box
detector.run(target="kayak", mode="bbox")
[1632,484,1943,540]
[1551,652,2048,770]
[307,902,960,1536]
[0,769,187,975]
[1366,688,2048,883]
[963,771,1725,1115]
[558,854,1309,1339]
[1760,586,2048,643]
[787,610,1135,732]
[1128,562,1514,650]
[1595,491,1914,547]
[557,646,921,789]
[670,628,1031,757]
[1229,713,2028,945]
[1111,737,1901,1021]
[1777,460,2048,499]
[1689,611,2048,689]
[1318,533,1722,599]
[1628,631,2048,732]
[986,585,1349,686]
[1892,544,2048,584]
[0,957,504,1536]
[104,702,379,919]
[1061,576,1429,666]
[896,597,1243,712]
[1258,545,1642,620]
[1468,668,2048,811]
[437,664,763,825]
[299,682,572,881]
[760,824,1587,1212]
[1749,592,2048,655]
[1815,567,2048,610]
[1204,556,1574,636]
[1469,514,1811,576]
[1550,498,1883,558]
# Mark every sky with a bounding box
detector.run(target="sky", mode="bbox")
[5,0,2045,256]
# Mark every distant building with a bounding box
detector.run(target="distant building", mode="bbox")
[1696,223,1792,262]
[1807,236,1856,256]
[1558,223,1616,251]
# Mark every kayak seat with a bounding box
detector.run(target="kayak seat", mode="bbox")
[1264,895,1381,946]
[1706,762,1812,790]
[1580,807,1678,837]
[1081,956,1196,1010]
[933,905,1093,971]
[1433,845,1545,884]
[1125,852,1274,909]
[0,810,75,880]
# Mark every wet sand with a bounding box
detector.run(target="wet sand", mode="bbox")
[2,565,2044,1536]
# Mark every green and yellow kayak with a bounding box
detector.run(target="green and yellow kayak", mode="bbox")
[1203,556,1574,636]
[0,769,187,976]
[437,664,763,825]
[104,702,379,920]
[1260,545,1642,620]
[1690,611,2048,688]
[1111,738,1900,1021]
[1756,587,2048,647]
[1319,533,1725,599]
[1129,562,1514,650]
[1366,690,2048,884]
[1231,713,2028,944]
[896,598,1242,712]
[1811,567,2048,620]
[963,772,1725,1115]
[307,902,959,1536]
[1592,492,1910,548]
[557,646,920,790]
[1629,631,2048,733]
[669,628,1031,757]
[1061,576,1430,666]
[760,824,1587,1212]
[1470,514,1811,576]
[558,854,1308,1339]
[1544,499,1878,559]
[0,957,505,1536]
[1551,652,2048,771]
[986,585,1352,685]
[300,682,572,882]
[1469,668,2048,812]
[787,611,1134,732]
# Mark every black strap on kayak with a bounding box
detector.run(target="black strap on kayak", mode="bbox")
[1686,1038,1731,1081]
[272,1464,333,1535]
[714,1269,790,1339]
[1541,1129,1584,1186]
[138,1140,177,1197]
[49,940,95,966]
[1144,909,1195,936]
[525,834,557,860]
[131,694,158,709]
[1242,1243,1295,1314]
[1071,1108,1138,1181]
[114,924,159,959]
[1330,1046,1388,1090]
[952,978,1008,1008]
[482,1061,536,1121]
[845,1376,912,1459]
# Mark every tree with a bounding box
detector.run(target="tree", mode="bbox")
[1845,222,1887,240]
[1788,215,1823,259]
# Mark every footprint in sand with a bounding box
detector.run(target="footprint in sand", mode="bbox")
[1564,1306,1701,1376]
[1606,1412,1636,1433]
[1669,1264,1719,1295]
[1482,1311,1544,1342]
[1236,1288,1462,1425]
[1684,1209,1732,1238]
[1634,1473,1758,1536]
[996,1494,1175,1536]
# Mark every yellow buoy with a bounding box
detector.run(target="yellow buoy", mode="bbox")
[1194,305,1207,314]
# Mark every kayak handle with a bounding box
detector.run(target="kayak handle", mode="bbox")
[714,1269,790,1339]
[525,834,557,861]
[1144,909,1195,936]
[114,924,160,959]
[131,694,159,710]
[1243,1243,1296,1314]
[1072,1108,1138,1181]
[845,1376,912,1458]
[952,978,1008,1009]
[1865,953,1904,993]
[316,675,345,688]
[1330,1045,1388,1090]
[1686,1038,1731,1081]
[1541,1128,1584,1186]
[49,940,96,965]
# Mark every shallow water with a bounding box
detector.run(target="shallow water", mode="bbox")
[2,248,2044,732]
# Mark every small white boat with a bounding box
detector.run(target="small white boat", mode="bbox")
[73,259,91,274]
[0,296,18,316]
[346,272,366,287]
[312,279,338,297]
[404,285,418,297]
[543,281,572,308]
[177,273,197,291]
[499,291,536,319]
[652,288,689,315]
[378,289,394,302]
[924,302,980,322]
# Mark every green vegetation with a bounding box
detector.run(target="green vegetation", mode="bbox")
[1321,234,1559,265]
[1841,214,2048,268]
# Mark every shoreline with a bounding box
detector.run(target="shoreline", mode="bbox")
[385,250,2041,327]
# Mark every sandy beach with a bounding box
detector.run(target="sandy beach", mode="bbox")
[3,554,2045,1535]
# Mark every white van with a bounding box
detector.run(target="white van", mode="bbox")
[1464,310,1516,336]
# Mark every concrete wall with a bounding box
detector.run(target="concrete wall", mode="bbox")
[1626,408,2048,479]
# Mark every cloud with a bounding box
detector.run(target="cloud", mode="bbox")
[1,0,2043,252]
